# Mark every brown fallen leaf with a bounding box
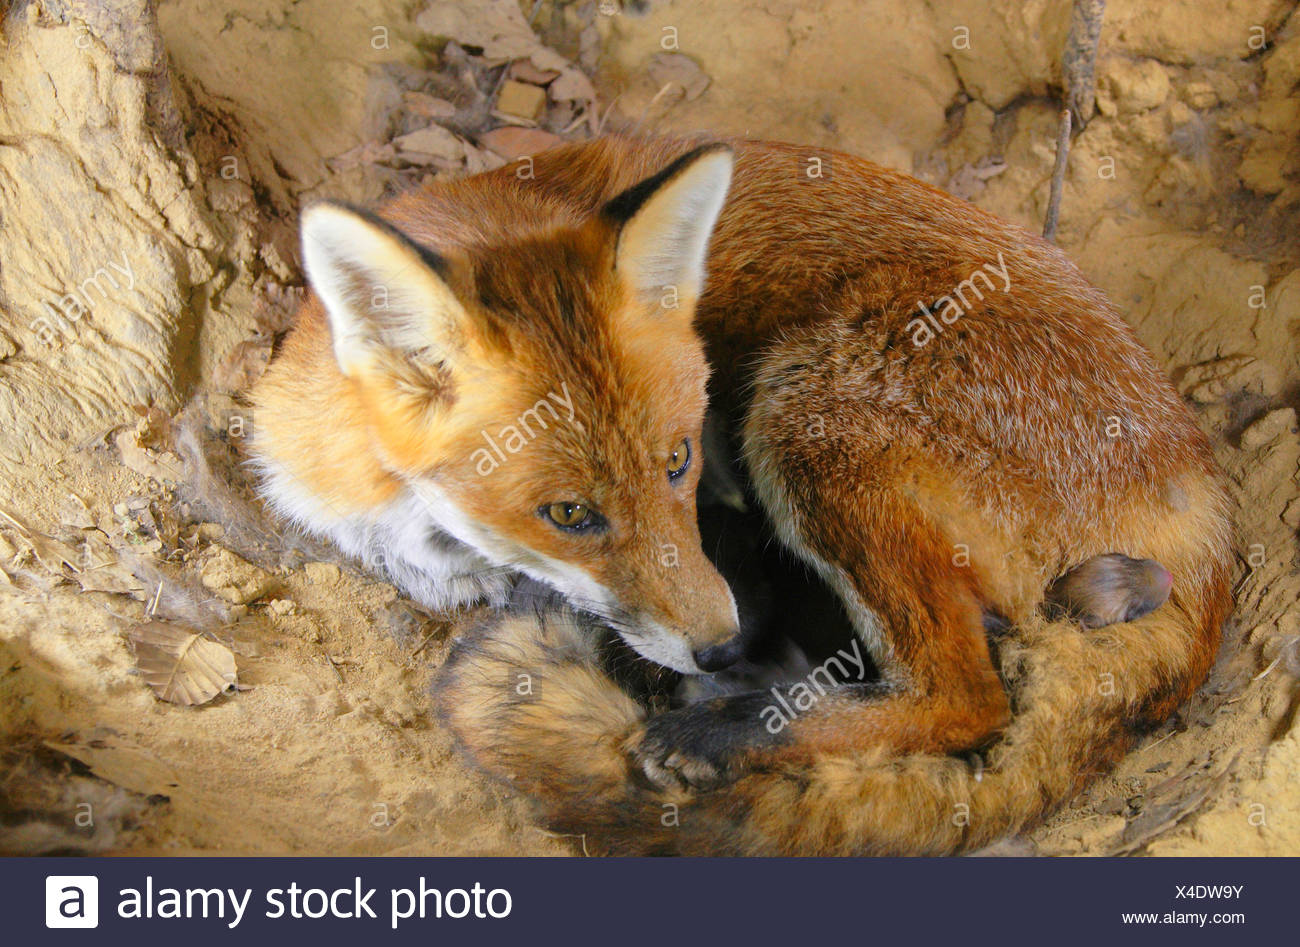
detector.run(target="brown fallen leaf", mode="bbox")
[212,335,273,393]
[58,492,95,529]
[327,140,397,172]
[393,125,466,163]
[547,67,597,104]
[402,91,458,120]
[0,508,80,576]
[645,53,710,102]
[1110,755,1237,855]
[252,279,306,334]
[72,526,147,594]
[128,621,238,706]
[479,126,564,160]
[44,741,181,798]
[26,530,82,576]
[115,428,184,483]
[509,59,559,86]
[76,559,146,596]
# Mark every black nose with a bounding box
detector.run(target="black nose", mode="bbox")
[693,636,744,672]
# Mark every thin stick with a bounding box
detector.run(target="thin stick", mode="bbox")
[1252,635,1299,682]
[410,623,442,658]
[1043,108,1072,242]
[1063,0,1106,123]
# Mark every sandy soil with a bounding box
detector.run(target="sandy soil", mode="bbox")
[1,0,1297,856]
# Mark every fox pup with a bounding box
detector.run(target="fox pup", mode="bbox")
[252,136,1232,855]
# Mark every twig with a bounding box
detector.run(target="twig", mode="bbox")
[410,624,441,658]
[325,653,345,683]
[1138,727,1178,753]
[1253,635,1300,682]
[1043,108,1072,242]
[1063,0,1106,124]
[0,508,29,533]
[591,93,623,136]
[1045,0,1106,241]
[629,82,687,136]
[536,827,590,856]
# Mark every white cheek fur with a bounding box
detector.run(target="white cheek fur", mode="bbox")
[252,444,701,671]
[249,448,511,612]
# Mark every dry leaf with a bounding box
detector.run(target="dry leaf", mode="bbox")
[75,531,145,595]
[327,140,397,172]
[393,124,466,163]
[547,68,597,104]
[415,0,594,106]
[212,335,273,393]
[58,492,95,529]
[645,53,710,102]
[479,126,564,160]
[462,143,507,174]
[76,559,146,595]
[28,531,82,575]
[403,91,458,120]
[509,60,559,85]
[44,741,181,798]
[253,280,306,334]
[128,621,238,706]
[0,509,81,582]
[417,0,554,63]
[115,428,184,483]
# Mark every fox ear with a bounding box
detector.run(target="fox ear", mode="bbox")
[604,144,733,303]
[300,202,466,377]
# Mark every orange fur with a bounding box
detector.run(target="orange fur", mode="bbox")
[255,136,1234,854]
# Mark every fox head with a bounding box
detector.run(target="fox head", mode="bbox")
[299,145,741,673]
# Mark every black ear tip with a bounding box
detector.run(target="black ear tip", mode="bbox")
[299,201,449,277]
[602,141,733,225]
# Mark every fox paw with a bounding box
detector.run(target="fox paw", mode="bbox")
[631,694,786,792]
[635,740,726,792]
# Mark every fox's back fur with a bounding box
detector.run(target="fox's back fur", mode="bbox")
[262,136,1233,854]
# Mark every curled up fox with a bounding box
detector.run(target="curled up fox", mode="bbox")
[250,136,1233,855]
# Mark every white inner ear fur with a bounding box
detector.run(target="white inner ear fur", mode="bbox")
[300,203,465,376]
[616,150,733,301]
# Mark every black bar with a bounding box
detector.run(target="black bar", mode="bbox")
[9,856,1286,944]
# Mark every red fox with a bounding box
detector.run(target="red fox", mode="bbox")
[251,136,1232,855]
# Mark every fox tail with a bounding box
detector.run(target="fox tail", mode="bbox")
[435,569,1229,856]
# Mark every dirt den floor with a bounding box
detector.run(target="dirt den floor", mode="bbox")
[2,0,1299,856]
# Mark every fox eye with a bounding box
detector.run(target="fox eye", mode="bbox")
[667,437,691,481]
[542,501,602,532]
